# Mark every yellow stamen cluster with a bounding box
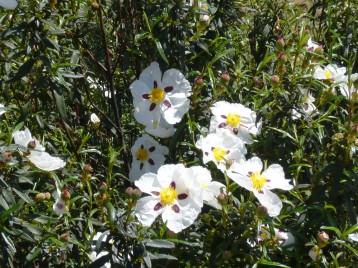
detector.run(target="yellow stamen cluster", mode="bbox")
[226,113,241,127]
[250,171,266,190]
[160,187,178,205]
[213,147,227,162]
[149,88,165,103]
[135,147,149,161]
[324,69,332,80]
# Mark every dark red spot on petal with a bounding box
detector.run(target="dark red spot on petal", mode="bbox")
[211,147,215,151]
[163,100,171,108]
[154,202,162,211]
[178,193,188,200]
[218,123,227,128]
[226,150,230,154]
[233,128,238,135]
[266,179,271,182]
[248,171,253,176]
[205,152,209,156]
[148,158,155,165]
[57,203,64,209]
[164,86,173,93]
[149,103,156,111]
[221,115,227,119]
[151,191,160,196]
[170,181,176,189]
[154,80,158,88]
[172,204,180,213]
[258,190,264,194]
[142,94,150,99]
[140,163,144,170]
[149,146,156,152]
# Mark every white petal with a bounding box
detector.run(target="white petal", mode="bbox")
[13,128,45,151]
[135,196,162,226]
[348,233,358,242]
[134,172,162,194]
[130,79,151,101]
[245,157,263,173]
[313,66,327,80]
[254,189,283,217]
[263,164,293,190]
[227,162,254,192]
[0,103,5,115]
[53,196,68,215]
[162,68,192,96]
[139,62,163,88]
[0,0,18,9]
[28,151,65,171]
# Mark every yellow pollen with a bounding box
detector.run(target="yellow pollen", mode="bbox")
[135,147,149,162]
[324,69,332,79]
[250,171,266,190]
[160,187,178,205]
[201,182,209,189]
[213,147,227,162]
[226,113,241,127]
[149,88,165,103]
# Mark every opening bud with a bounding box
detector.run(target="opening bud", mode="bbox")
[256,205,268,219]
[317,231,329,248]
[221,72,230,83]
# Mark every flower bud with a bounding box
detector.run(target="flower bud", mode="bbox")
[314,45,324,54]
[194,76,204,86]
[98,193,107,203]
[200,15,210,27]
[28,140,36,149]
[221,72,230,83]
[132,188,142,199]
[90,113,100,129]
[317,231,329,248]
[3,152,12,162]
[270,75,280,86]
[276,36,285,50]
[35,193,46,202]
[277,51,287,63]
[83,164,93,173]
[125,187,133,198]
[256,205,268,219]
[61,189,71,201]
[59,233,69,242]
[217,193,227,205]
[225,159,235,169]
[99,181,108,193]
[222,250,232,260]
[45,192,51,200]
[91,2,100,10]
[332,132,344,141]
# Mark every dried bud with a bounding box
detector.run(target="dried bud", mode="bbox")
[83,164,93,173]
[253,76,261,85]
[222,250,232,260]
[332,132,344,141]
[314,45,324,54]
[221,72,230,83]
[45,192,51,200]
[317,231,329,248]
[50,0,57,5]
[277,51,287,63]
[28,140,36,149]
[99,182,108,193]
[256,205,268,219]
[59,233,69,242]
[91,2,100,10]
[3,152,12,162]
[61,189,71,201]
[270,75,280,86]
[98,193,107,203]
[276,36,285,49]
[194,76,204,86]
[35,193,46,202]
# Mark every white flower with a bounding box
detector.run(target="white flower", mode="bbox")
[13,128,66,171]
[130,62,192,126]
[292,90,318,119]
[0,0,18,9]
[52,189,69,216]
[339,73,358,99]
[209,101,260,144]
[129,134,169,181]
[134,164,203,233]
[309,245,322,261]
[196,132,246,172]
[90,113,100,124]
[348,233,358,242]
[143,115,176,138]
[306,38,319,51]
[88,251,110,268]
[0,103,6,115]
[189,166,226,209]
[313,64,346,83]
[227,157,293,217]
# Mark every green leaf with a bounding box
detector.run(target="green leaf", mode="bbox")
[13,188,35,206]
[155,39,169,65]
[0,204,20,223]
[54,90,68,121]
[321,226,342,237]
[106,202,116,224]
[26,247,41,261]
[7,58,35,82]
[144,239,175,249]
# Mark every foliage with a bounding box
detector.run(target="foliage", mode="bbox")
[0,0,357,267]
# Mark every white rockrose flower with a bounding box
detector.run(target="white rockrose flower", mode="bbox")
[90,113,100,124]
[52,189,69,216]
[209,101,260,144]
[134,164,203,233]
[339,73,358,99]
[313,64,346,83]
[306,38,319,51]
[227,157,293,217]
[13,128,65,171]
[130,62,192,126]
[196,132,246,172]
[292,90,318,119]
[348,233,358,242]
[129,134,169,181]
[0,0,18,9]
[189,166,226,209]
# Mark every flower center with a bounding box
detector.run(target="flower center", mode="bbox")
[160,187,178,206]
[324,69,332,80]
[226,113,241,127]
[149,88,165,103]
[250,171,266,190]
[212,147,227,162]
[135,146,149,162]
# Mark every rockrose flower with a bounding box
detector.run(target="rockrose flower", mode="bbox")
[13,128,66,171]
[130,62,192,129]
[135,164,203,233]
[227,157,293,217]
[52,189,69,216]
[129,134,169,181]
[339,73,358,99]
[292,90,318,119]
[196,132,246,172]
[313,64,346,83]
[209,101,260,144]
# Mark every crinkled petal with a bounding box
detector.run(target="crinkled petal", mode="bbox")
[28,151,65,171]
[254,188,283,217]
[134,172,162,195]
[263,164,293,190]
[138,62,163,89]
[0,0,18,9]
[135,196,163,226]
